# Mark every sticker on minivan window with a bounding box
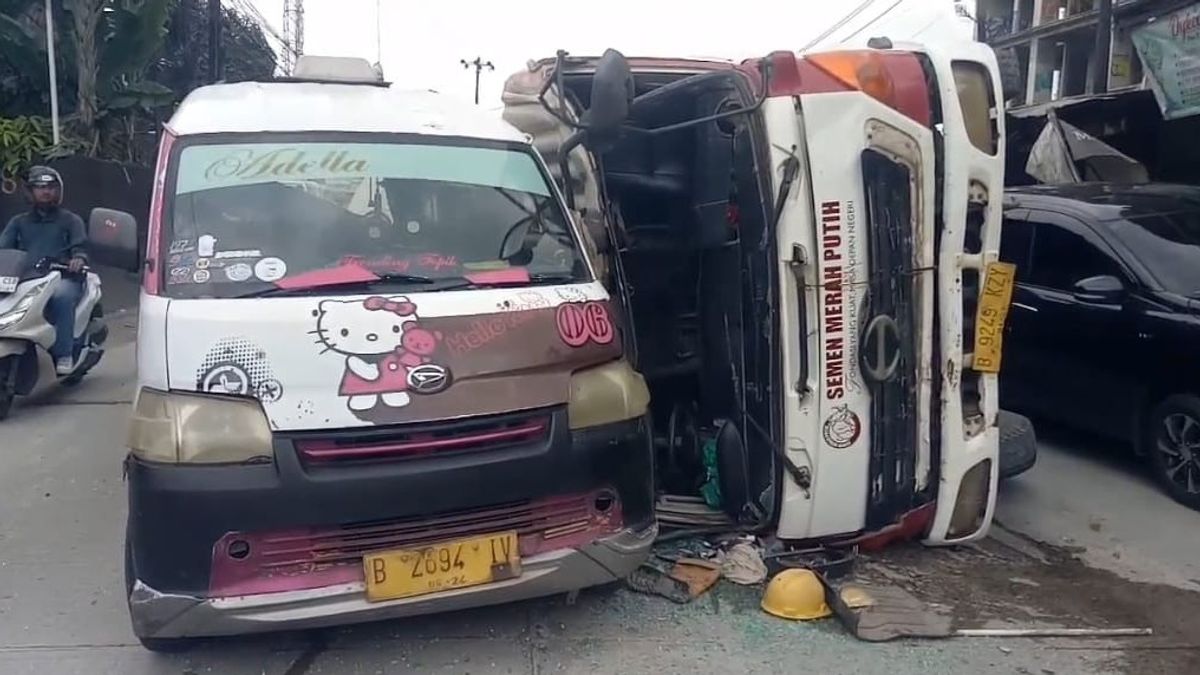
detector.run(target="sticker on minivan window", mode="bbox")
[255,257,288,282]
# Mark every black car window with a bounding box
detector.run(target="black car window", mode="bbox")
[999,216,1034,282]
[1107,210,1200,297]
[1026,217,1122,291]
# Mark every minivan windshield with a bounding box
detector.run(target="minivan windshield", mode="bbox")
[162,138,587,298]
[1107,208,1200,297]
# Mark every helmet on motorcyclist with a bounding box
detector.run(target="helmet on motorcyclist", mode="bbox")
[25,165,64,209]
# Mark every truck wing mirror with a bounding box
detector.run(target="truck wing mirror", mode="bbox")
[580,49,634,153]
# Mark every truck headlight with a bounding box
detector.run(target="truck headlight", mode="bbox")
[946,459,993,539]
[128,388,274,464]
[567,359,650,430]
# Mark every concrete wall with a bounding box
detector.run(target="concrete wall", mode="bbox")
[0,156,152,266]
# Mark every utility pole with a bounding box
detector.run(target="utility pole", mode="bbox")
[207,0,222,84]
[461,57,494,105]
[44,0,59,146]
[283,0,305,76]
[1090,0,1113,95]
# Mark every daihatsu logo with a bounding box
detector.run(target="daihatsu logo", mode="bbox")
[407,364,451,394]
[860,314,902,383]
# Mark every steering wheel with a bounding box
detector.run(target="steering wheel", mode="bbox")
[498,215,537,261]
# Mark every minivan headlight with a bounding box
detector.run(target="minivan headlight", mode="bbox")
[567,359,650,430]
[128,388,274,464]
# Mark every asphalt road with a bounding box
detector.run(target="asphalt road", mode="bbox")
[1,288,1196,673]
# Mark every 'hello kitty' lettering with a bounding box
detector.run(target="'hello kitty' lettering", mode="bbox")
[310,295,447,412]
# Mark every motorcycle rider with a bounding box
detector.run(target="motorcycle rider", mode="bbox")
[0,166,89,374]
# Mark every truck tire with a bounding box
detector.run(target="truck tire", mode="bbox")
[998,410,1037,480]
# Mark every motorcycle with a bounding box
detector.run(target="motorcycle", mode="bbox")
[0,247,107,420]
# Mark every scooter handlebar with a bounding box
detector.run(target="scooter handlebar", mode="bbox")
[47,262,91,274]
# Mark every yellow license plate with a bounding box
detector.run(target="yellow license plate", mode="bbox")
[363,531,520,602]
[972,261,1017,374]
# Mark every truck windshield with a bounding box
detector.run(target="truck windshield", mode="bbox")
[162,139,587,297]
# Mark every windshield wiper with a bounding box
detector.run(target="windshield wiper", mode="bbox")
[441,272,580,290]
[235,273,438,298]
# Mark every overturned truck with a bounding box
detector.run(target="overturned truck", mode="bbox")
[502,43,1026,546]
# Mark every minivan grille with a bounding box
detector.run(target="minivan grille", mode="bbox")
[209,490,622,598]
[295,412,551,463]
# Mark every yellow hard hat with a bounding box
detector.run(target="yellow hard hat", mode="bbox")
[760,568,832,620]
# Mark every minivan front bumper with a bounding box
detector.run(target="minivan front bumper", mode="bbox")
[124,408,655,639]
[130,523,655,639]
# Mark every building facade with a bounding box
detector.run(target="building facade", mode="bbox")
[977,0,1197,109]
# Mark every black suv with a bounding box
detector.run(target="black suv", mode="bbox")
[1000,183,1200,510]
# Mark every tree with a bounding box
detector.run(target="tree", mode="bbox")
[148,0,278,95]
[0,0,277,164]
[63,0,174,153]
[0,0,54,118]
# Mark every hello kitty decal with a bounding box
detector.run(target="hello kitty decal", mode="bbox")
[311,295,450,412]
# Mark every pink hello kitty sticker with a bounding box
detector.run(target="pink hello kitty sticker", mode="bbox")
[311,295,450,412]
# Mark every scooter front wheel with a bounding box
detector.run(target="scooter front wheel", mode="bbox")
[0,356,15,421]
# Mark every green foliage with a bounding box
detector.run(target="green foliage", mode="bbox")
[0,0,277,166]
[0,116,52,178]
[0,1,53,117]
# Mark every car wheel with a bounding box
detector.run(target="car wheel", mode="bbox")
[1145,394,1200,511]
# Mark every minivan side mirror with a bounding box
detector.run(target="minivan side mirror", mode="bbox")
[1072,275,1125,304]
[88,208,140,273]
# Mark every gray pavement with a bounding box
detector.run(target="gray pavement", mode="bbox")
[996,431,1200,592]
[1,292,1197,673]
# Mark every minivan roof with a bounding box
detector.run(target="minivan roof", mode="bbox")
[168,81,527,142]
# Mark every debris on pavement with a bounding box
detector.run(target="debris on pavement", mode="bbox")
[654,494,735,528]
[820,577,953,641]
[720,542,768,585]
[761,542,858,580]
[838,584,875,609]
[760,568,832,620]
[953,627,1153,638]
[625,562,692,604]
[667,558,722,598]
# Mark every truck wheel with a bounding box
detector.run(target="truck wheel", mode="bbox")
[998,410,1037,480]
[1145,394,1200,511]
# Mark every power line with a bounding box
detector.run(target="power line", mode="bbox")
[801,0,880,52]
[226,0,296,58]
[909,14,944,41]
[837,0,908,46]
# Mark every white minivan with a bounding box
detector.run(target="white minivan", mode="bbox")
[99,45,1019,649]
